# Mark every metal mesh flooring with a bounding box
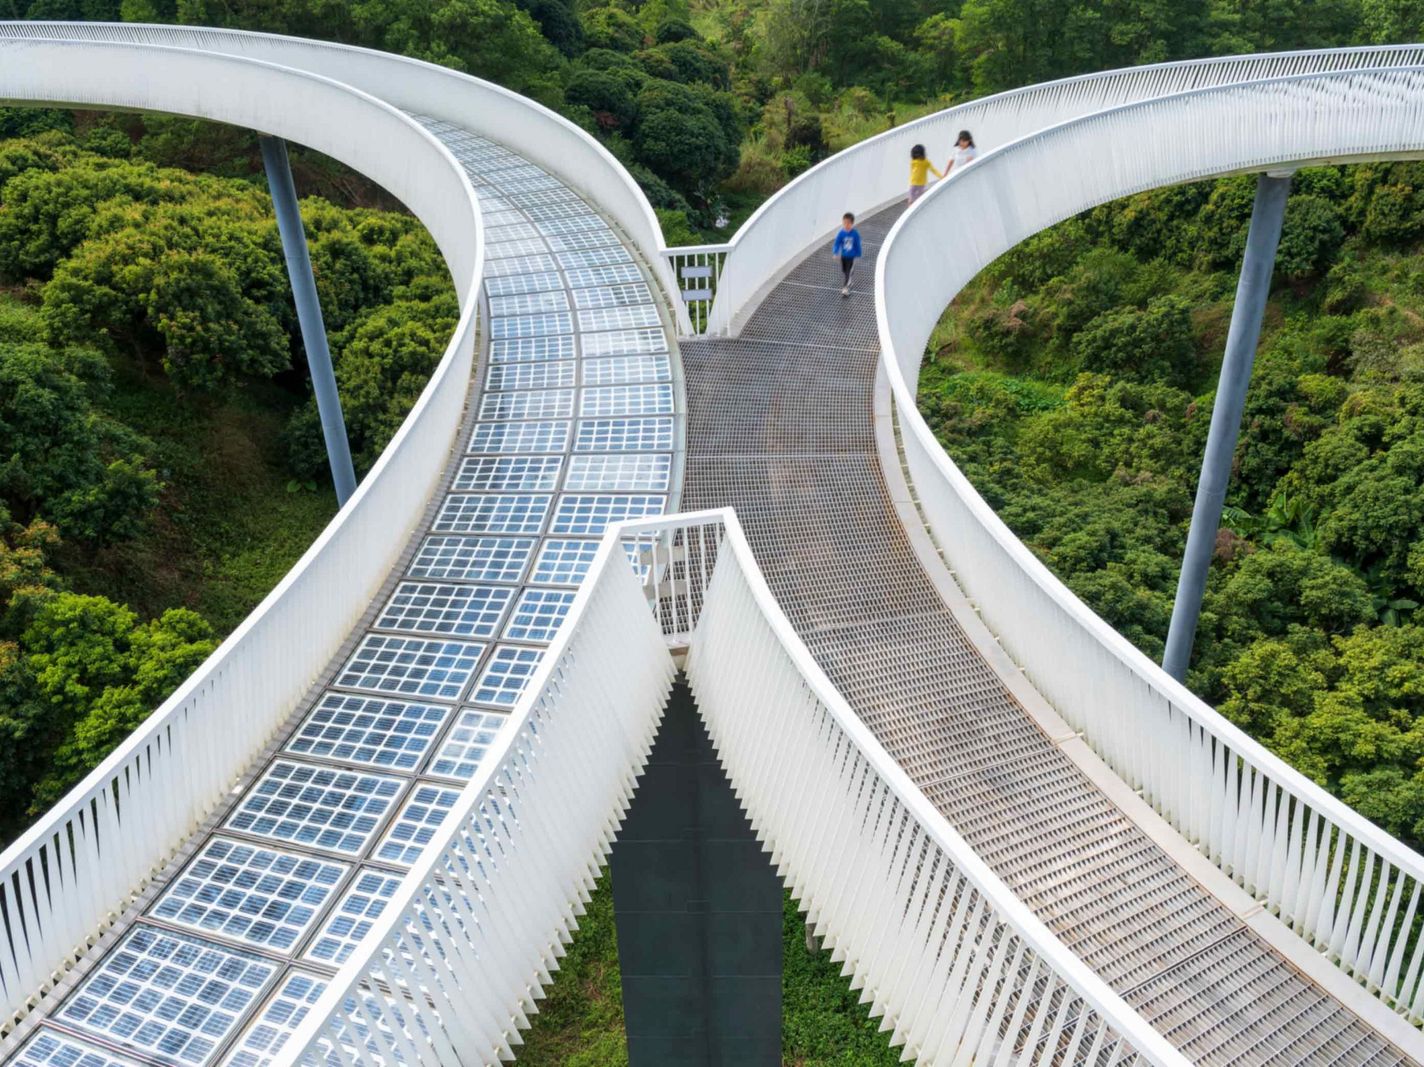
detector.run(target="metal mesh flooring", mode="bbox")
[0,123,680,1067]
[680,205,1415,1065]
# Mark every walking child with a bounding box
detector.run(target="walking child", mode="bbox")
[831,212,862,297]
[908,144,943,203]
[943,129,977,175]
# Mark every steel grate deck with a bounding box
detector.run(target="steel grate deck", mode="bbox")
[680,203,1416,1065]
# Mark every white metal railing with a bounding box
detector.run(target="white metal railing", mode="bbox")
[660,243,728,336]
[281,509,1185,1067]
[675,44,1424,335]
[0,36,484,1026]
[877,65,1424,1025]
[0,20,690,333]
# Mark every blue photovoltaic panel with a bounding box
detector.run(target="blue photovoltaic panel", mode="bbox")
[580,384,674,418]
[286,692,450,771]
[565,454,671,492]
[336,634,484,700]
[518,199,593,222]
[503,588,577,643]
[556,247,633,271]
[486,238,550,261]
[225,761,404,857]
[489,335,576,364]
[58,925,276,1066]
[573,282,653,308]
[453,455,562,493]
[303,868,402,967]
[375,783,464,867]
[574,418,675,453]
[13,1030,143,1067]
[561,263,645,288]
[489,291,568,316]
[484,253,558,277]
[478,389,574,421]
[434,493,551,536]
[429,709,507,780]
[546,229,620,253]
[485,361,576,394]
[407,536,533,584]
[485,221,541,243]
[580,327,667,358]
[534,214,607,237]
[529,538,600,586]
[376,582,513,639]
[549,494,666,536]
[483,271,565,297]
[577,305,661,332]
[150,838,347,952]
[223,970,329,1067]
[472,645,544,708]
[581,354,672,386]
[488,314,574,342]
[467,419,570,454]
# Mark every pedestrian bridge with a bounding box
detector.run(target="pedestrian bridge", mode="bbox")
[3,23,1424,1066]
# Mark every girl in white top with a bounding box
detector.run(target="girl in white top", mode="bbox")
[944,129,977,175]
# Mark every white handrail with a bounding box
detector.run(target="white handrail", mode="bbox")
[0,20,688,333]
[695,44,1424,335]
[877,64,1424,1024]
[284,510,1186,1066]
[0,35,483,1025]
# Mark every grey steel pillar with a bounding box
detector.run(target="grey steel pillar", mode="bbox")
[611,680,782,1066]
[1162,172,1292,681]
[259,135,357,505]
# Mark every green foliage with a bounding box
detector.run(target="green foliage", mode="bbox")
[0,341,159,543]
[6,591,215,815]
[1071,295,1196,384]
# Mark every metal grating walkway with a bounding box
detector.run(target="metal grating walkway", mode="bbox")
[0,121,681,1067]
[680,205,1417,1066]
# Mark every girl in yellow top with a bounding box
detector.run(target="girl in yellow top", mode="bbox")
[908,143,943,203]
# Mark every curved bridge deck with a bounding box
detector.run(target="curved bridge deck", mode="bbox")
[3,121,679,1067]
[681,207,1414,1066]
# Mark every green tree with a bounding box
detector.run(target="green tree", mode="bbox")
[1070,294,1197,384]
[0,342,159,543]
[15,593,215,811]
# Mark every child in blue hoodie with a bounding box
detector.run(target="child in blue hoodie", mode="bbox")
[831,212,862,297]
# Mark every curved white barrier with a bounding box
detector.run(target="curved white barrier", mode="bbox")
[878,65,1424,1024]
[0,20,686,331]
[704,45,1424,335]
[283,511,1186,1067]
[0,36,484,1023]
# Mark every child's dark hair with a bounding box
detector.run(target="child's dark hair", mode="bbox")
[843,212,855,223]
[911,143,926,160]
[957,129,975,147]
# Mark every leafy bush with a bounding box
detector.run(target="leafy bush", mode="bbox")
[1071,295,1197,384]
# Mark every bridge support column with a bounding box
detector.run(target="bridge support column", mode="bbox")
[1163,171,1292,681]
[259,135,358,505]
[611,680,782,1066]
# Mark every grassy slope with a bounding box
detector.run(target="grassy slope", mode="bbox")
[57,353,336,635]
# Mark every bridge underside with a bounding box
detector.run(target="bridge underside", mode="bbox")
[680,206,1414,1066]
